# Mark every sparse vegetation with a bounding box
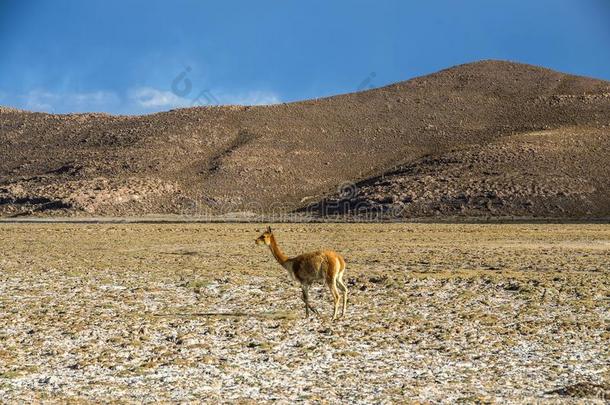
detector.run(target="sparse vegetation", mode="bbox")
[0,223,608,402]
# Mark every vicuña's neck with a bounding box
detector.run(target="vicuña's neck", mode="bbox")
[269,234,289,266]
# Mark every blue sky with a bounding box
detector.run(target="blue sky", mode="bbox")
[1,0,609,115]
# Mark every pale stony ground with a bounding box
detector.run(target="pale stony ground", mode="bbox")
[0,223,608,403]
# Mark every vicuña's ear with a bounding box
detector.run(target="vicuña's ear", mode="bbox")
[267,226,272,233]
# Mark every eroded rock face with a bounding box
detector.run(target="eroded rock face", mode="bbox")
[1,60,610,218]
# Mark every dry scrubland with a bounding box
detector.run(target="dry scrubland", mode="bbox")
[0,223,608,403]
[2,61,610,218]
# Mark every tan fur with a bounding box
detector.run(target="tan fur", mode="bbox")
[256,226,348,320]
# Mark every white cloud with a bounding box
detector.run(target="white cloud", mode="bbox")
[129,87,281,110]
[5,86,282,115]
[129,87,191,109]
[70,91,118,105]
[20,89,120,113]
[216,90,281,106]
[23,90,56,111]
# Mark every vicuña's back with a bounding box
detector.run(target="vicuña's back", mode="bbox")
[255,227,347,320]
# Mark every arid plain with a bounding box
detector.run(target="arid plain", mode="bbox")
[0,223,608,403]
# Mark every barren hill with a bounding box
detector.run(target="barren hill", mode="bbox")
[1,60,609,218]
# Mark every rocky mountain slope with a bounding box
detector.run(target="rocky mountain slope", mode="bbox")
[303,127,610,218]
[1,60,609,218]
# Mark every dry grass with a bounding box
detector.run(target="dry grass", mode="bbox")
[0,223,608,403]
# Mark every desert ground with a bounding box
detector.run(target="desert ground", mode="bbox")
[0,223,608,403]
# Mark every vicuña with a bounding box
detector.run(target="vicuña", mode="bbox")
[255,226,348,320]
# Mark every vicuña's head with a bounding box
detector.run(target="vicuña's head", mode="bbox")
[255,226,273,246]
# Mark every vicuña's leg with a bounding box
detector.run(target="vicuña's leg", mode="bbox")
[301,285,310,318]
[337,272,348,317]
[328,277,341,321]
[301,285,318,318]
